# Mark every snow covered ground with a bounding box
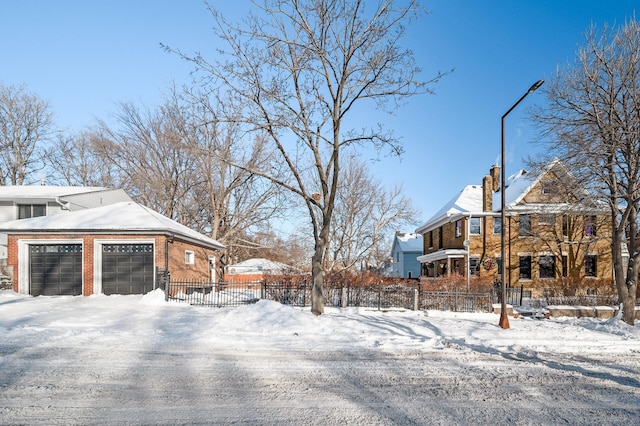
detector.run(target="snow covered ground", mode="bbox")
[1,289,639,425]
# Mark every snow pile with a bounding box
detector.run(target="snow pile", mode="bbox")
[1,289,638,356]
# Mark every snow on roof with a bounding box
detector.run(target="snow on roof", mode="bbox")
[226,258,297,274]
[492,169,534,211]
[415,185,483,233]
[394,233,423,252]
[0,201,224,250]
[0,185,111,199]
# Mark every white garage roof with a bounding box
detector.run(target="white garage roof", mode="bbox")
[0,201,224,250]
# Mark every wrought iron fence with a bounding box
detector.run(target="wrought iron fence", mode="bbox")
[165,279,261,307]
[420,291,494,313]
[163,278,526,313]
[262,281,495,313]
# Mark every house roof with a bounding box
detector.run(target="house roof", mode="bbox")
[225,258,297,274]
[0,201,225,250]
[415,185,483,234]
[492,159,606,213]
[415,159,606,235]
[0,185,112,199]
[392,233,423,253]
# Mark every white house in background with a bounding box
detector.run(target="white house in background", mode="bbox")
[0,186,132,262]
[389,232,423,278]
[224,258,299,282]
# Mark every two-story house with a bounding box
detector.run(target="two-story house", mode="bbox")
[389,232,423,278]
[416,160,613,296]
[0,186,132,262]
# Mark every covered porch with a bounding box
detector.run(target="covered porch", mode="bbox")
[417,249,468,278]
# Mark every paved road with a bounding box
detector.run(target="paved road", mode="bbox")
[1,345,639,425]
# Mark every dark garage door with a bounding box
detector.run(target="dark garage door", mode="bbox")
[102,244,154,295]
[30,244,83,296]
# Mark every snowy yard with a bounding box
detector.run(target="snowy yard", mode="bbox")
[1,289,639,425]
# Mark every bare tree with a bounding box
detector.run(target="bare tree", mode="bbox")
[87,86,285,278]
[94,97,197,222]
[327,155,419,273]
[0,83,54,185]
[44,131,120,187]
[184,92,287,263]
[531,19,640,324]
[165,0,445,315]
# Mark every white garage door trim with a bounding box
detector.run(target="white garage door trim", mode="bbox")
[17,238,84,295]
[93,239,156,295]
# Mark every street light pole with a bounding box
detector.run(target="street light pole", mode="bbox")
[499,79,544,329]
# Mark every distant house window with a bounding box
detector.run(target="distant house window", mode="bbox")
[185,250,195,265]
[428,231,433,248]
[18,204,46,219]
[585,255,597,277]
[519,214,532,237]
[438,226,443,248]
[539,255,555,279]
[562,255,568,277]
[455,220,462,238]
[469,217,481,235]
[519,255,532,279]
[493,217,502,235]
[585,215,596,236]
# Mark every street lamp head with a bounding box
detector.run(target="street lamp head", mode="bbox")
[528,79,545,94]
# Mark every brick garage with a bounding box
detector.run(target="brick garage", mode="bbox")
[0,202,224,296]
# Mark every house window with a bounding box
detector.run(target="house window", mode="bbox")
[469,257,480,276]
[562,215,570,238]
[542,180,557,195]
[493,217,502,235]
[455,220,462,238]
[585,215,596,236]
[519,214,532,236]
[438,226,443,248]
[539,213,555,227]
[428,231,433,249]
[18,204,46,219]
[185,250,195,265]
[585,255,597,277]
[539,255,555,279]
[469,217,481,235]
[519,255,532,279]
[562,255,568,277]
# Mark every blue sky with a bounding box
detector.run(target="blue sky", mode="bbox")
[1,1,638,228]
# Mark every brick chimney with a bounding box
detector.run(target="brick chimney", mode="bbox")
[490,165,500,192]
[482,174,493,212]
